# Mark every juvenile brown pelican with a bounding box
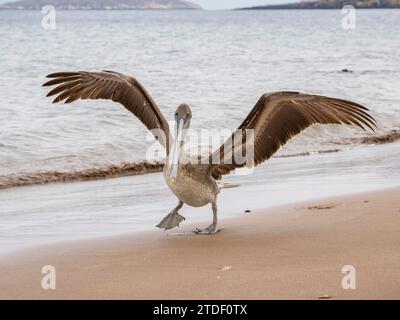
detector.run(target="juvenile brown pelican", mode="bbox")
[43,71,376,234]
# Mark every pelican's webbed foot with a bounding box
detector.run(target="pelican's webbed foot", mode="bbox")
[157,211,185,230]
[194,202,219,235]
[194,223,218,235]
[157,201,185,230]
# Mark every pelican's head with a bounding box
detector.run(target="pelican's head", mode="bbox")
[170,104,192,179]
[175,103,192,127]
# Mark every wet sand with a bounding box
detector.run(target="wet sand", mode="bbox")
[0,187,399,300]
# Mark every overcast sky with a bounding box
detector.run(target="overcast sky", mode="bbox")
[0,1,294,9]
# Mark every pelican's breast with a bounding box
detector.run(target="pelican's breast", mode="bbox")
[163,164,219,207]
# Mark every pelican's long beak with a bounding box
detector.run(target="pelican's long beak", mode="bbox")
[170,118,185,180]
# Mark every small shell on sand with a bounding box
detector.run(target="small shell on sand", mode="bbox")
[221,266,232,272]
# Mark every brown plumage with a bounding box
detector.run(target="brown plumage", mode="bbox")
[43,71,172,152]
[43,70,376,234]
[210,92,376,176]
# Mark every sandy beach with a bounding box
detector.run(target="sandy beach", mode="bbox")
[1,7,400,303]
[0,187,399,300]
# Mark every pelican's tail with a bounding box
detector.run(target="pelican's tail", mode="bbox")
[220,182,241,189]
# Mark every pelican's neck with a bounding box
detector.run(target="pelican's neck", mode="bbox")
[170,138,186,163]
[169,120,188,179]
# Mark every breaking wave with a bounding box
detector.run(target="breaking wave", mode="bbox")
[1,130,399,190]
[326,130,400,146]
[354,130,400,145]
[277,130,400,158]
[0,162,164,190]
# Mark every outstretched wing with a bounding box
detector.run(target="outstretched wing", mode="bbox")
[43,71,172,152]
[209,91,376,176]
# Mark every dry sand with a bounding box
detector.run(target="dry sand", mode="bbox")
[0,187,399,300]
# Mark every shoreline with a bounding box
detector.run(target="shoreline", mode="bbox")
[1,138,399,258]
[1,130,399,191]
[1,187,399,299]
[1,184,395,257]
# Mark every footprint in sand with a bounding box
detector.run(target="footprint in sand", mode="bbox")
[297,203,338,211]
[307,203,338,210]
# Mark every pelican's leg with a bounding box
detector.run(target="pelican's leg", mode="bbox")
[195,202,218,235]
[156,201,185,230]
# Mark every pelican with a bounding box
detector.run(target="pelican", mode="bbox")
[43,71,376,234]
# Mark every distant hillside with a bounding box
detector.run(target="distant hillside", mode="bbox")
[238,0,400,9]
[0,0,202,10]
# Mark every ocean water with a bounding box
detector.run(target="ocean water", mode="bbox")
[1,10,400,179]
[0,10,399,254]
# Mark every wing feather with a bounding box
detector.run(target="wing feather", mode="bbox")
[43,71,171,151]
[210,92,376,176]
